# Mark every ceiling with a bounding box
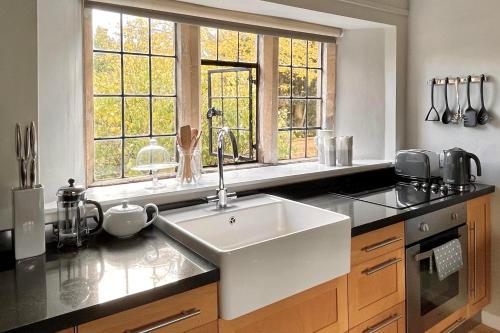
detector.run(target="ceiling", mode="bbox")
[175,0,389,30]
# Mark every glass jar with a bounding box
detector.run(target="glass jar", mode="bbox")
[176,145,202,185]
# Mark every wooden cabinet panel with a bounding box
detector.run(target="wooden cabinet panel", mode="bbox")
[467,195,491,317]
[186,321,218,333]
[348,248,405,328]
[78,283,218,333]
[351,223,404,267]
[219,275,348,333]
[349,302,405,333]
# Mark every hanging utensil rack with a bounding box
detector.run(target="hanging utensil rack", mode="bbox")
[428,74,488,85]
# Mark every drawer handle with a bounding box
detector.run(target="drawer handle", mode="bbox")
[441,317,466,333]
[124,308,201,333]
[363,313,402,333]
[363,258,402,275]
[362,237,402,252]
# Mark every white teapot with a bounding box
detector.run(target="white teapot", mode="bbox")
[103,201,159,238]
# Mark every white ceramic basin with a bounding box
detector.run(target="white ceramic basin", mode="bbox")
[155,194,351,320]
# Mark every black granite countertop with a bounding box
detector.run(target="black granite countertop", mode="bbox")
[0,227,218,333]
[276,183,495,236]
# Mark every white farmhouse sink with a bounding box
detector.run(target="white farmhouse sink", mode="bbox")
[155,194,351,320]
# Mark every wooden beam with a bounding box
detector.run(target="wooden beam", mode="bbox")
[322,43,336,131]
[83,8,95,186]
[176,24,201,130]
[257,35,279,164]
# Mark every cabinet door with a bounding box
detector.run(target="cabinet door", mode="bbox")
[219,275,348,333]
[186,321,218,333]
[467,195,491,316]
[349,302,405,333]
[348,249,405,328]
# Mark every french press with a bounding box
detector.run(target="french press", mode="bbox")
[56,179,103,248]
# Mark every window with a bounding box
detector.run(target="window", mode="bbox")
[90,9,177,181]
[278,38,322,160]
[199,27,258,167]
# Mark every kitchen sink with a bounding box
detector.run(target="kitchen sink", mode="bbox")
[155,194,351,320]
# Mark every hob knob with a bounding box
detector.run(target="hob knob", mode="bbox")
[419,223,430,232]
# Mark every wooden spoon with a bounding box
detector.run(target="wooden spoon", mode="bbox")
[180,125,192,182]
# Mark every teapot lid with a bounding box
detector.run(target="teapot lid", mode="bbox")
[107,200,143,213]
[57,178,86,201]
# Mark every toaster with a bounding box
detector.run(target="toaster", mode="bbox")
[395,149,440,180]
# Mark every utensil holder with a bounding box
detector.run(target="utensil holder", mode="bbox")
[176,145,202,185]
[13,185,45,260]
[324,137,336,166]
[337,136,353,166]
[316,130,334,164]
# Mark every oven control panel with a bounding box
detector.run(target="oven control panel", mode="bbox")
[405,203,466,246]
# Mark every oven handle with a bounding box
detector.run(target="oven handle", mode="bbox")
[362,258,402,275]
[362,237,403,252]
[363,313,402,333]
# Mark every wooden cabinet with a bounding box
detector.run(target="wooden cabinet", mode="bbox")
[348,222,405,329]
[351,223,404,267]
[349,302,405,333]
[219,275,348,333]
[424,306,467,333]
[78,283,218,333]
[467,195,491,317]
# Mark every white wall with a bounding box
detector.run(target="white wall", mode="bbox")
[336,28,386,159]
[37,0,85,203]
[407,0,500,327]
[0,0,38,231]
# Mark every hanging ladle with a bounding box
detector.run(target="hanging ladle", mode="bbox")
[425,79,440,121]
[477,74,490,125]
[442,78,452,124]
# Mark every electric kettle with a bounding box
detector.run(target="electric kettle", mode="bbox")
[442,148,482,191]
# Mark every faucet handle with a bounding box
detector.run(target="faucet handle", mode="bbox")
[206,195,219,203]
[227,192,237,200]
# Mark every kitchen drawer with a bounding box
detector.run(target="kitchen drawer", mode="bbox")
[186,321,218,333]
[425,306,467,333]
[78,283,218,333]
[351,223,404,266]
[349,302,405,333]
[348,248,405,328]
[219,275,348,333]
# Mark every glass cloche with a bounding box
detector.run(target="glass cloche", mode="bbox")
[132,139,178,189]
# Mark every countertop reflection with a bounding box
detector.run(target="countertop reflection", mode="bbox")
[0,227,218,333]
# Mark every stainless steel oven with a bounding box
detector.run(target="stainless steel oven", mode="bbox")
[406,203,468,333]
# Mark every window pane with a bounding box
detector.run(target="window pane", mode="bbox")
[278,37,291,66]
[218,29,238,61]
[200,27,217,60]
[237,71,250,97]
[292,68,307,97]
[278,99,291,128]
[238,99,250,129]
[279,67,291,97]
[223,98,238,128]
[307,100,321,128]
[124,137,149,177]
[308,69,321,97]
[151,20,175,56]
[123,54,149,94]
[93,10,120,51]
[223,71,237,97]
[308,41,321,68]
[239,32,257,63]
[209,72,222,97]
[95,140,122,180]
[306,130,318,157]
[93,53,121,94]
[291,130,306,159]
[123,15,149,53]
[292,39,307,67]
[94,97,122,138]
[292,100,306,128]
[124,97,149,135]
[152,56,175,95]
[278,131,290,160]
[152,97,176,135]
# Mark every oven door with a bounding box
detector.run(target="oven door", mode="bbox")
[406,224,468,333]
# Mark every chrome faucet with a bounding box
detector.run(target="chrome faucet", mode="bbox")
[206,127,239,208]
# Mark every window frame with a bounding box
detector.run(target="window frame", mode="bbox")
[84,7,336,187]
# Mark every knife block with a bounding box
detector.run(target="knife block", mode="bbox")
[12,185,46,260]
